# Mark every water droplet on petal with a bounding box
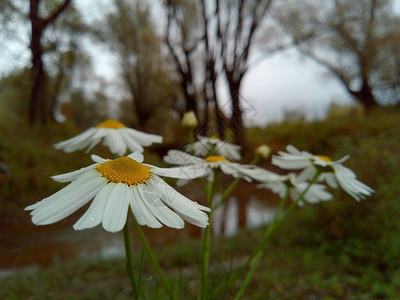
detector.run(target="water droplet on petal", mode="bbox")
[90,217,95,221]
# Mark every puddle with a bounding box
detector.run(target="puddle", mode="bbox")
[212,196,277,237]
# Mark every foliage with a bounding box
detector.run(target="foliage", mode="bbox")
[1,108,400,298]
[100,0,177,130]
[0,68,31,119]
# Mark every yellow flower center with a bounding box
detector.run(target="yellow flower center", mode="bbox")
[314,155,332,162]
[96,119,126,129]
[205,156,229,163]
[96,157,150,185]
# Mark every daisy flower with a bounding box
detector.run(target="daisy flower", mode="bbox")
[164,150,267,184]
[272,145,374,201]
[25,152,210,233]
[186,136,242,161]
[54,119,162,156]
[257,172,333,206]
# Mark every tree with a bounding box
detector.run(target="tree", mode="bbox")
[165,0,274,146]
[59,88,108,129]
[1,1,91,124]
[211,0,274,146]
[165,0,202,118]
[104,0,176,130]
[28,0,72,124]
[274,0,400,109]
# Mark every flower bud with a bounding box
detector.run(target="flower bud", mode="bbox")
[255,144,271,159]
[181,111,198,128]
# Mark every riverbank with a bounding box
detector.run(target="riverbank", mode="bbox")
[1,107,400,298]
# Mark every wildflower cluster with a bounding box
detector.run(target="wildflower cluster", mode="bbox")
[25,114,373,299]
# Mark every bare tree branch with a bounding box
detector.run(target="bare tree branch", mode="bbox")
[43,0,72,28]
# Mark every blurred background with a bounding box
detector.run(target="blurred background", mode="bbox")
[1,0,400,298]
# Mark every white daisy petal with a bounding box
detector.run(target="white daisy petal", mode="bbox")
[54,119,162,155]
[272,145,313,170]
[85,138,102,153]
[31,172,106,225]
[296,182,333,204]
[51,163,98,183]
[141,184,184,228]
[130,185,162,228]
[219,163,239,177]
[189,136,242,160]
[333,164,374,200]
[103,131,125,156]
[164,149,275,184]
[324,173,339,189]
[271,155,311,169]
[219,143,241,161]
[164,150,204,165]
[120,130,144,153]
[126,128,163,145]
[64,138,94,153]
[127,186,148,226]
[73,183,114,230]
[128,152,144,163]
[311,184,333,202]
[286,145,302,155]
[102,183,130,233]
[152,177,210,226]
[54,128,96,150]
[335,175,363,200]
[27,153,210,232]
[297,166,317,182]
[27,171,101,211]
[336,155,350,164]
[89,127,106,139]
[239,167,277,182]
[151,165,206,179]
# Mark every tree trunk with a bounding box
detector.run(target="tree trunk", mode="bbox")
[230,92,246,147]
[185,83,198,116]
[227,75,246,147]
[209,62,225,139]
[28,0,71,125]
[202,94,209,136]
[29,11,47,124]
[350,78,378,111]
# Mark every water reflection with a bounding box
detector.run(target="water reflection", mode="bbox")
[212,196,276,237]
[0,195,277,277]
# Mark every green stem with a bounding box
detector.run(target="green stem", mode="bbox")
[213,171,322,298]
[123,219,139,299]
[188,128,194,145]
[233,171,322,299]
[132,214,171,293]
[249,154,260,165]
[212,177,240,210]
[198,170,218,300]
[246,188,289,261]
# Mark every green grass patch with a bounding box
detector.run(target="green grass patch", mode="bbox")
[2,107,400,298]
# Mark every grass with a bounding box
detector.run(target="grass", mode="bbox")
[1,107,400,299]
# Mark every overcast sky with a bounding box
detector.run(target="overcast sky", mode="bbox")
[1,0,399,126]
